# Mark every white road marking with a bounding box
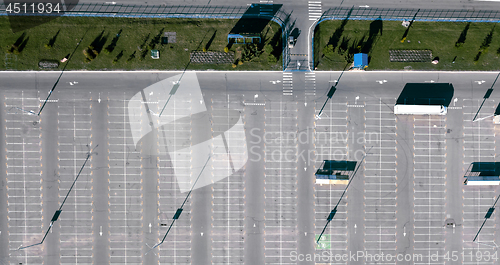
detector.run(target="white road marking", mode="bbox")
[308,1,322,20]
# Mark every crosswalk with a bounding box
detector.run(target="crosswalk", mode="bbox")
[283,72,293,96]
[308,1,322,21]
[305,72,316,96]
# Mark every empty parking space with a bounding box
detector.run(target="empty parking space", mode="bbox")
[315,99,348,161]
[5,73,500,265]
[363,98,398,258]
[211,97,246,264]
[462,188,497,265]
[412,115,447,265]
[4,91,44,264]
[107,95,143,264]
[461,98,498,265]
[462,99,496,166]
[156,92,192,265]
[264,101,297,265]
[57,92,93,265]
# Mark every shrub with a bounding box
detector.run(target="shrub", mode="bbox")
[322,44,334,57]
[241,44,261,62]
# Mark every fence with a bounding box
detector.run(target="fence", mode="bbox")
[311,6,500,69]
[320,6,500,23]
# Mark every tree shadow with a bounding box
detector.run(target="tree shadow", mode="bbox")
[113,50,124,63]
[149,28,164,50]
[455,22,470,47]
[401,9,420,41]
[474,51,482,62]
[345,36,366,63]
[338,36,351,55]
[89,30,107,53]
[10,32,28,53]
[476,25,495,61]
[328,17,349,49]
[127,51,136,62]
[205,30,217,51]
[105,29,123,53]
[327,7,353,49]
[268,27,282,61]
[18,37,29,53]
[257,27,272,51]
[480,25,495,51]
[47,29,60,48]
[361,18,382,54]
[227,39,235,50]
[139,33,151,59]
[140,33,150,50]
[349,36,366,54]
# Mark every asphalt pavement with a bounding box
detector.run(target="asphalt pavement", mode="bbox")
[1,70,500,264]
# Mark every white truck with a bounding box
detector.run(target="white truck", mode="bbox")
[394,104,447,115]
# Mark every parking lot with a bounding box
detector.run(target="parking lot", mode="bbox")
[1,71,500,265]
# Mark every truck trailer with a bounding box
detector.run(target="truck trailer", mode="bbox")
[394,104,447,115]
[394,83,453,115]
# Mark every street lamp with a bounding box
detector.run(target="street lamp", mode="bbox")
[18,145,98,250]
[316,147,372,244]
[146,155,211,254]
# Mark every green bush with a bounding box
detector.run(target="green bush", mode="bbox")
[322,44,334,57]
[242,44,262,62]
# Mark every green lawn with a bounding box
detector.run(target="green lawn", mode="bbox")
[1,16,282,71]
[314,20,500,71]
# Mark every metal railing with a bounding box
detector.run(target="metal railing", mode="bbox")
[1,3,290,22]
[320,6,500,23]
[311,6,500,69]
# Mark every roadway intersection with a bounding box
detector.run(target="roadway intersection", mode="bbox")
[0,70,500,265]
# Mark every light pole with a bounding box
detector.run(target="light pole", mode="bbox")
[472,193,500,246]
[146,155,211,254]
[38,30,87,116]
[316,147,372,244]
[18,145,98,250]
[473,72,500,122]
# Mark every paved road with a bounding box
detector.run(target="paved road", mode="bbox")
[1,70,500,265]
